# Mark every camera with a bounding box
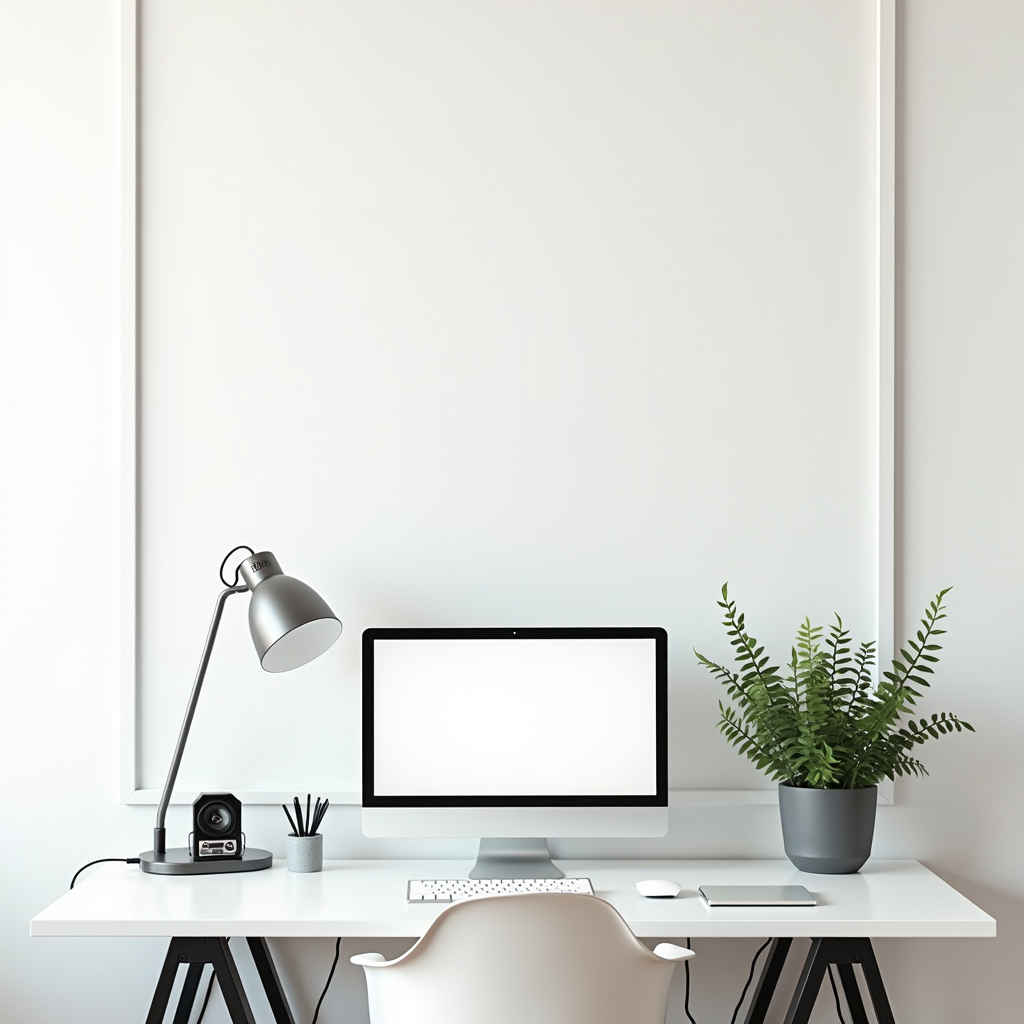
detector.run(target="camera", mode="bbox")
[190,792,244,860]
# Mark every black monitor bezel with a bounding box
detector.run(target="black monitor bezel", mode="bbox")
[362,626,668,808]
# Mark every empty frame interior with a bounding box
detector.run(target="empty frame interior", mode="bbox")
[129,0,886,800]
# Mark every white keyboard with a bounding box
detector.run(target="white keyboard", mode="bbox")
[407,877,595,903]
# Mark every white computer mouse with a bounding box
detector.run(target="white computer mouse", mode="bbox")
[635,879,681,899]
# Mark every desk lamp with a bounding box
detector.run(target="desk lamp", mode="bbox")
[140,547,342,875]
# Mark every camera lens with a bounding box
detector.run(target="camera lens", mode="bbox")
[200,803,233,834]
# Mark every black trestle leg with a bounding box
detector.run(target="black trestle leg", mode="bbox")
[205,937,257,1024]
[782,938,896,1024]
[145,941,184,1024]
[144,937,257,1024]
[783,938,831,1024]
[246,937,296,1024]
[858,942,897,1024]
[170,963,204,1024]
[837,962,870,1024]
[743,937,793,1024]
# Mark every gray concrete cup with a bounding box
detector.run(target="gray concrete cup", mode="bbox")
[286,833,323,872]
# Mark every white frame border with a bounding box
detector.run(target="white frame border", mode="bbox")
[119,0,897,808]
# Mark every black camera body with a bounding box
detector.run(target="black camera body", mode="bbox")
[190,792,244,860]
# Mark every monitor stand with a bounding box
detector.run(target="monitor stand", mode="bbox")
[468,838,564,879]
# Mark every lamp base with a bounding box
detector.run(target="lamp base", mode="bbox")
[139,847,273,875]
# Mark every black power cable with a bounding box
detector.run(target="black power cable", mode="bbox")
[312,937,342,1024]
[680,936,784,1024]
[681,938,698,1024]
[194,968,217,1024]
[729,938,773,1024]
[70,858,141,889]
[827,964,849,1024]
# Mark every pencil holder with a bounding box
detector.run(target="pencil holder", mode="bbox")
[286,833,323,873]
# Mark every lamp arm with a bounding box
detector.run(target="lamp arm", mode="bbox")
[153,584,248,855]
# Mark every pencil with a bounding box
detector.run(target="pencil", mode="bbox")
[282,804,298,836]
[294,796,305,836]
[313,799,329,835]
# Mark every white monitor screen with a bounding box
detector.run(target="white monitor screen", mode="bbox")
[362,627,667,806]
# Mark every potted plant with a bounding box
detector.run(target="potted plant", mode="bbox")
[695,586,974,873]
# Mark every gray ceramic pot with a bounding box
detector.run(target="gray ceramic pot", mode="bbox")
[778,784,877,873]
[286,833,323,873]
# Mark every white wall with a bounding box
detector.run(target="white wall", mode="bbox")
[1,2,1021,1023]
[0,3,159,1021]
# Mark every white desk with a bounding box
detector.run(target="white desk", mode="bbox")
[32,859,994,1024]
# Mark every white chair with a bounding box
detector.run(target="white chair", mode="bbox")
[350,892,694,1024]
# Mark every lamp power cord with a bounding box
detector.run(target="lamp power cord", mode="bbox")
[69,858,141,889]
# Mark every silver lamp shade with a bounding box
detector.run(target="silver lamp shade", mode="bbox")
[238,551,342,672]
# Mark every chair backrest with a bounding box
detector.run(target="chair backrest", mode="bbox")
[353,893,685,1024]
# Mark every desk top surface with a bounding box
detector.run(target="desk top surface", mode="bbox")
[31,858,995,940]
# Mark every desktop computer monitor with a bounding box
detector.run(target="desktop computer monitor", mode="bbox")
[362,626,668,877]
